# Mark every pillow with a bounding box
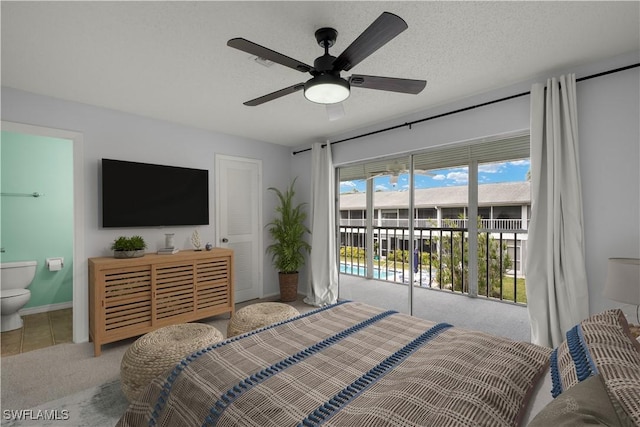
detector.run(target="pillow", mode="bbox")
[521,366,554,425]
[527,374,630,426]
[549,309,640,425]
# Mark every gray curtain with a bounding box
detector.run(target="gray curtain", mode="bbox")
[305,142,338,306]
[526,74,590,347]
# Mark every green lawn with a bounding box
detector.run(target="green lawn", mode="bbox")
[498,277,527,304]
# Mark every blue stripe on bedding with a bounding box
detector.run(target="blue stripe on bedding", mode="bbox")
[577,325,599,377]
[149,300,350,426]
[549,348,562,398]
[550,324,599,398]
[202,309,399,427]
[297,322,452,427]
[567,325,593,382]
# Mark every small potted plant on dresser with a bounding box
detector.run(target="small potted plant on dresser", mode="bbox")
[266,178,311,302]
[111,236,147,258]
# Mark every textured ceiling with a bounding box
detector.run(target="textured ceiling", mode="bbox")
[2,1,639,147]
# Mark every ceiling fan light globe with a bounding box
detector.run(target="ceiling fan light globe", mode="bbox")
[304,75,350,104]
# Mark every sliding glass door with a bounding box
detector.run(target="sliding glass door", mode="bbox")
[337,133,530,315]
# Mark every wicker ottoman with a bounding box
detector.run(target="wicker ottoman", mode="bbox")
[120,323,223,401]
[227,302,300,338]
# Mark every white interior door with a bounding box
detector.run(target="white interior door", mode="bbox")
[215,155,262,302]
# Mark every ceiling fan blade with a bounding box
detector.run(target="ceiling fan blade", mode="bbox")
[227,38,313,73]
[349,74,426,94]
[332,12,408,72]
[243,83,305,106]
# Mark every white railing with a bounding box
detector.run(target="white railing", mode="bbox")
[340,218,527,230]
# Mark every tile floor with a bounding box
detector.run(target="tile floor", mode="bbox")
[0,308,73,356]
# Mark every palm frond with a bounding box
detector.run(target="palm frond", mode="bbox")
[266,177,311,273]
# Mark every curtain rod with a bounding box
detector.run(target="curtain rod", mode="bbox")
[292,62,639,156]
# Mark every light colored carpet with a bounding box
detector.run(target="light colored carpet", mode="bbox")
[339,275,531,342]
[1,340,128,411]
[2,380,127,427]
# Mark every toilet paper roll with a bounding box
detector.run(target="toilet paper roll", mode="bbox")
[48,259,62,271]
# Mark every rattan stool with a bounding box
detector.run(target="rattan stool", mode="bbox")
[120,323,223,401]
[227,302,300,338]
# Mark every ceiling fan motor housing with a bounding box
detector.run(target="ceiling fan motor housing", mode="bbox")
[314,54,337,73]
[315,27,338,48]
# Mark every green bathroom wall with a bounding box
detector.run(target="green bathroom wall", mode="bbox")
[1,131,74,308]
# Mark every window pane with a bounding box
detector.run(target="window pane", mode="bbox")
[478,207,491,218]
[493,205,520,219]
[476,158,530,303]
[351,210,364,219]
[382,209,397,219]
[442,207,465,219]
[338,171,367,278]
[373,156,411,289]
[416,208,436,218]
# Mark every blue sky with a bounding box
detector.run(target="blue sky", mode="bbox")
[340,159,531,193]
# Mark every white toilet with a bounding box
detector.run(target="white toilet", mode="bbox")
[1,261,37,332]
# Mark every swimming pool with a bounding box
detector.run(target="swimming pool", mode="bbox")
[339,263,389,279]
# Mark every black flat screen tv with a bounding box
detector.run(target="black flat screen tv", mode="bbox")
[102,158,209,227]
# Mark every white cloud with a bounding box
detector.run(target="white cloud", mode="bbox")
[433,174,446,180]
[509,159,530,166]
[341,181,356,188]
[447,171,468,183]
[478,163,504,174]
[375,184,388,191]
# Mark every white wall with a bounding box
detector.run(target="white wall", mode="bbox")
[579,66,640,314]
[292,53,640,318]
[1,87,293,301]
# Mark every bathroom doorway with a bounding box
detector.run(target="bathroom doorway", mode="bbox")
[1,121,85,347]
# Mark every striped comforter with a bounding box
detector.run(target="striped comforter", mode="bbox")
[117,301,551,427]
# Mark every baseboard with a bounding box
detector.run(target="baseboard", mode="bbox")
[19,301,73,316]
[261,291,308,301]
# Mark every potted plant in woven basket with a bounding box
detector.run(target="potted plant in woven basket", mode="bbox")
[266,178,311,302]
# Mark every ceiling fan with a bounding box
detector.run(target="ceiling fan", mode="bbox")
[227,12,427,107]
[367,160,433,186]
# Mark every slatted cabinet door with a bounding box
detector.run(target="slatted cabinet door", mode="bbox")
[101,265,153,341]
[196,257,231,311]
[155,262,196,322]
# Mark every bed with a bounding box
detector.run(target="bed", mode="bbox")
[117,301,640,426]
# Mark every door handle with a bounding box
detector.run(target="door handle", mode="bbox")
[221,238,228,243]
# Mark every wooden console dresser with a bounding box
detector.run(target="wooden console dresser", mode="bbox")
[88,248,234,356]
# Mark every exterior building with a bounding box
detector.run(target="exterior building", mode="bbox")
[339,181,530,277]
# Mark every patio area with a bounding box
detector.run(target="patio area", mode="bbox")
[338,274,531,342]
